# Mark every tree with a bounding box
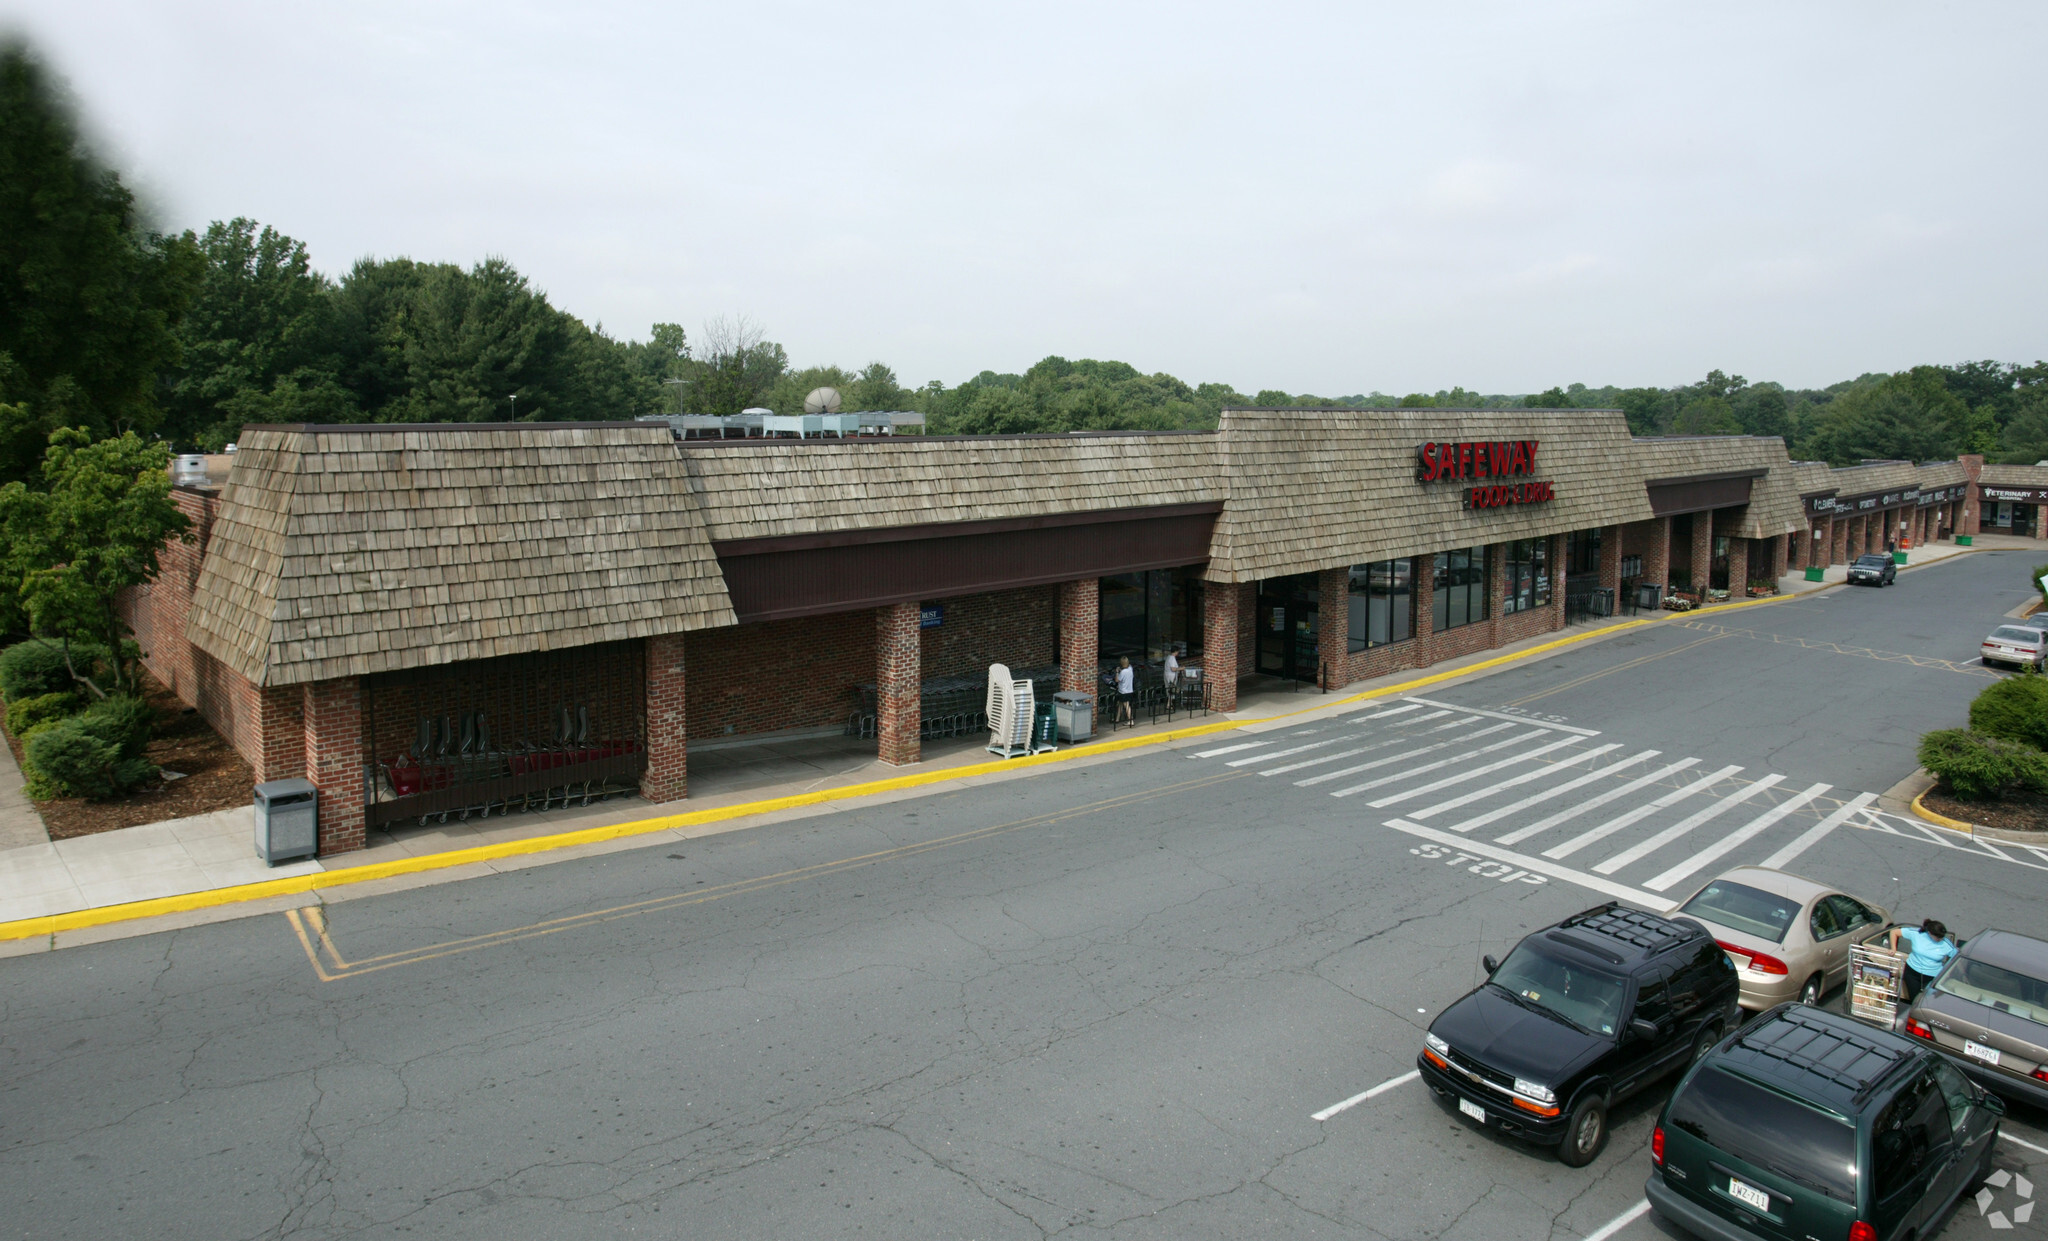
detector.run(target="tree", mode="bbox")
[1803,368,1970,464]
[680,315,787,415]
[1525,386,1572,409]
[0,427,190,697]
[0,40,200,481]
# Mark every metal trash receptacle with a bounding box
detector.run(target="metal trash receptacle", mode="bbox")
[254,777,318,865]
[1636,582,1665,610]
[1592,587,1615,617]
[1053,691,1093,742]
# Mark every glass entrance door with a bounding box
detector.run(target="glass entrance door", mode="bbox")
[1256,574,1321,684]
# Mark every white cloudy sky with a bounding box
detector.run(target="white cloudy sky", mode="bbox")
[10,1,2045,395]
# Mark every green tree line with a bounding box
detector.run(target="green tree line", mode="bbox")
[6,35,2047,494]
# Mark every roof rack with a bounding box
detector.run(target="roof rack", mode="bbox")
[1565,906,1697,954]
[1734,1007,1907,1102]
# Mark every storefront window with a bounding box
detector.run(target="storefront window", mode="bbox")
[1504,540,1550,614]
[1433,547,1488,632]
[1565,528,1601,578]
[1099,568,1204,663]
[1347,559,1414,652]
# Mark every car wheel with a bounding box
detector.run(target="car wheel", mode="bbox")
[1556,1094,1609,1168]
[1691,1022,1724,1066]
[1799,974,1824,1006]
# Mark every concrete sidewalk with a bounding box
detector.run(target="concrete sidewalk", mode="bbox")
[6,546,1998,953]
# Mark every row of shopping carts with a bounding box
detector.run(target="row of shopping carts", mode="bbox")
[373,706,644,827]
[845,668,1064,741]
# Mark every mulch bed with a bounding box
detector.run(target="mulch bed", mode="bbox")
[1921,785,2048,834]
[4,667,251,840]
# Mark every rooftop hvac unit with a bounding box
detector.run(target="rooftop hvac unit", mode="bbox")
[985,663,1051,758]
[172,454,209,487]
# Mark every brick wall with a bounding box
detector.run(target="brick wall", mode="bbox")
[303,676,364,854]
[683,611,874,740]
[119,487,215,704]
[1058,579,1098,694]
[919,585,1057,680]
[642,634,687,802]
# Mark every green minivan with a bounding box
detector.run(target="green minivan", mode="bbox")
[1647,1004,2003,1241]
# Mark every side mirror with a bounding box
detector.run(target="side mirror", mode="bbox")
[1630,1018,1661,1042]
[1980,1090,2007,1117]
[1482,954,1500,975]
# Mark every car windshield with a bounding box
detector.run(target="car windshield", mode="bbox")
[1855,555,1891,567]
[1934,956,2048,1024]
[1667,1067,1856,1202]
[1679,879,1797,945]
[1488,942,1627,1036]
[1991,627,2042,645]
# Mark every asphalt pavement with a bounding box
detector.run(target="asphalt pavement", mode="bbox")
[5,549,2048,1240]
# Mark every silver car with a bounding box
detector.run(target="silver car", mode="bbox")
[1982,624,2047,671]
[1903,929,2048,1108]
[1672,867,1889,1010]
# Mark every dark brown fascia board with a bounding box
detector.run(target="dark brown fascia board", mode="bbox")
[238,421,668,433]
[712,501,1226,557]
[677,429,1218,448]
[733,554,1212,624]
[1644,468,1770,487]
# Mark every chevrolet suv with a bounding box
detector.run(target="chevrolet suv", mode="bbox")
[1649,1003,2003,1241]
[1418,903,1741,1167]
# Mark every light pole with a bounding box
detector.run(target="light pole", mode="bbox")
[509,393,518,420]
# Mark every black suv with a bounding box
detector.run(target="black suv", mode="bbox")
[1649,1003,2003,1241]
[1418,903,1741,1166]
[1848,553,1897,586]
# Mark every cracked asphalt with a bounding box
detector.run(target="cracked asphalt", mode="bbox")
[4,550,2047,1240]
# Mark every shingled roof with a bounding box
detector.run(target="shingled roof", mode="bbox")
[186,425,735,686]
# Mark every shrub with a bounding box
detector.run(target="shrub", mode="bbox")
[2035,564,2048,604]
[1919,728,2048,801]
[24,722,123,800]
[5,691,78,738]
[76,694,153,759]
[1968,672,2048,751]
[0,639,111,702]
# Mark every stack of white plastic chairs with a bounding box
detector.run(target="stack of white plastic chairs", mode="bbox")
[985,662,1036,758]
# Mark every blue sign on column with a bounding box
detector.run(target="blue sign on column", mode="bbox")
[920,604,943,629]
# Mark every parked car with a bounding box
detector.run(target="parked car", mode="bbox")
[2008,611,2048,636]
[1649,1003,2002,1241]
[1417,903,1741,1167]
[1981,624,2048,671]
[1673,867,1889,1010]
[1903,928,2048,1109]
[1847,552,1897,586]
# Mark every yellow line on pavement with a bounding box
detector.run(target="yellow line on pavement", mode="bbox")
[0,589,1807,945]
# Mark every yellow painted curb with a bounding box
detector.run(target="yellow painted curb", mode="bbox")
[1911,787,1976,834]
[0,589,1802,945]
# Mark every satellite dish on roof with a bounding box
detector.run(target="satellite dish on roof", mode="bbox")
[804,387,843,414]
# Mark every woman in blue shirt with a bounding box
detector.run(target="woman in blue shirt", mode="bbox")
[1888,919,1956,1002]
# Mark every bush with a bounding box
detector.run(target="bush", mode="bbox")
[1968,672,2048,750]
[2035,564,2048,604]
[1919,728,2048,801]
[24,722,123,800]
[76,694,153,759]
[5,691,78,738]
[0,639,111,702]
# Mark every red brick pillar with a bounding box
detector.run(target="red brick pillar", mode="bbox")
[303,676,364,854]
[1550,533,1568,629]
[254,681,305,782]
[1689,512,1715,594]
[1787,530,1804,572]
[1317,567,1349,689]
[1644,516,1673,594]
[1727,537,1750,595]
[876,602,921,766]
[1598,525,1623,601]
[1058,579,1098,695]
[641,633,687,803]
[1487,543,1508,646]
[1412,554,1438,663]
[1828,517,1845,565]
[1202,576,1240,711]
[1846,517,1863,561]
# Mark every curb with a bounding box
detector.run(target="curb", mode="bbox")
[1910,788,1977,835]
[0,586,1805,947]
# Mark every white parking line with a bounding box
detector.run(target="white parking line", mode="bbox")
[1259,739,1401,777]
[1643,782,1832,892]
[1195,740,1273,758]
[1544,766,1743,859]
[2003,1131,2048,1157]
[1331,729,1552,799]
[1581,1200,1650,1241]
[1227,736,1355,767]
[1295,738,1464,787]
[1402,696,1603,736]
[1410,744,1621,821]
[1359,704,1423,721]
[1367,736,1587,809]
[1491,757,1697,845]
[1592,774,1787,875]
[1311,1069,1420,1121]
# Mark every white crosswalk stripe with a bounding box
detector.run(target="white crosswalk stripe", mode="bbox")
[1183,696,2048,891]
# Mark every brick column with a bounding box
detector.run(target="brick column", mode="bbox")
[1643,516,1673,594]
[1961,456,1984,535]
[255,682,305,782]
[1317,567,1349,689]
[1829,516,1846,565]
[1787,530,1804,572]
[1486,543,1507,645]
[1598,525,1623,601]
[1551,533,1568,629]
[1202,577,1240,711]
[876,602,921,766]
[1846,517,1863,561]
[303,676,364,854]
[1411,554,1438,662]
[641,633,687,803]
[1726,537,1750,595]
[1689,513,1714,594]
[1058,579,1099,695]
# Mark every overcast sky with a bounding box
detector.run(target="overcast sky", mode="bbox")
[9,1,2045,396]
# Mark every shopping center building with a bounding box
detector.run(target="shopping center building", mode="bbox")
[123,408,2018,855]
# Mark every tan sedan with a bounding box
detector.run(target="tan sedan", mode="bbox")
[1672,866,1890,1010]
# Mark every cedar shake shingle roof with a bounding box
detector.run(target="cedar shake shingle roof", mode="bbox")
[186,425,734,686]
[678,433,1223,541]
[1978,463,2048,486]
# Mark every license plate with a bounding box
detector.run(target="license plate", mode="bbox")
[1458,1098,1486,1123]
[1727,1177,1771,1212]
[1965,1039,2003,1066]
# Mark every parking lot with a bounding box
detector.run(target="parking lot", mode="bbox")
[4,549,2047,1240]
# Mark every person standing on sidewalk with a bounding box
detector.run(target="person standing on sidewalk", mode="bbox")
[1115,656,1135,726]
[1889,920,1956,1002]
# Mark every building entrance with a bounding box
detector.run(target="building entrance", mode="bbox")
[1256,573,1321,684]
